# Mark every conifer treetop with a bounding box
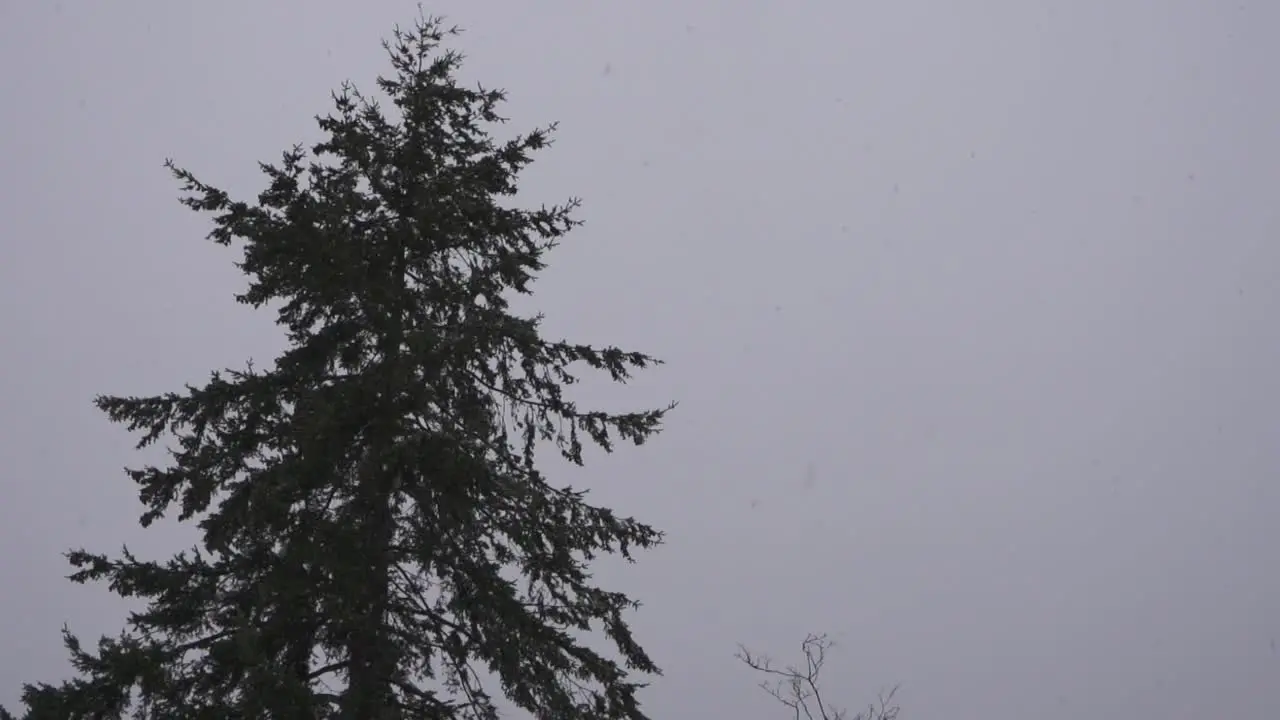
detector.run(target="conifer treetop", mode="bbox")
[5,11,671,720]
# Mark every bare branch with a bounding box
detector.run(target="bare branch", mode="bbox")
[736,633,900,720]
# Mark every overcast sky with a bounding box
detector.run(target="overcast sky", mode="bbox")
[3,1,1279,718]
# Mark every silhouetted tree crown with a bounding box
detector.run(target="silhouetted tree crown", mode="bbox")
[4,13,670,720]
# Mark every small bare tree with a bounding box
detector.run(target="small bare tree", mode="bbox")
[736,633,900,720]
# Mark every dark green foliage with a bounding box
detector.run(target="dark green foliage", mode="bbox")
[5,13,671,720]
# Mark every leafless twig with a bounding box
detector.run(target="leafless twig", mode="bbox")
[735,633,900,720]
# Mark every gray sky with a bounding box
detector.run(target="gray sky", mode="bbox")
[3,1,1278,718]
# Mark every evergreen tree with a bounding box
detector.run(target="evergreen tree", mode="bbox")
[4,13,670,720]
